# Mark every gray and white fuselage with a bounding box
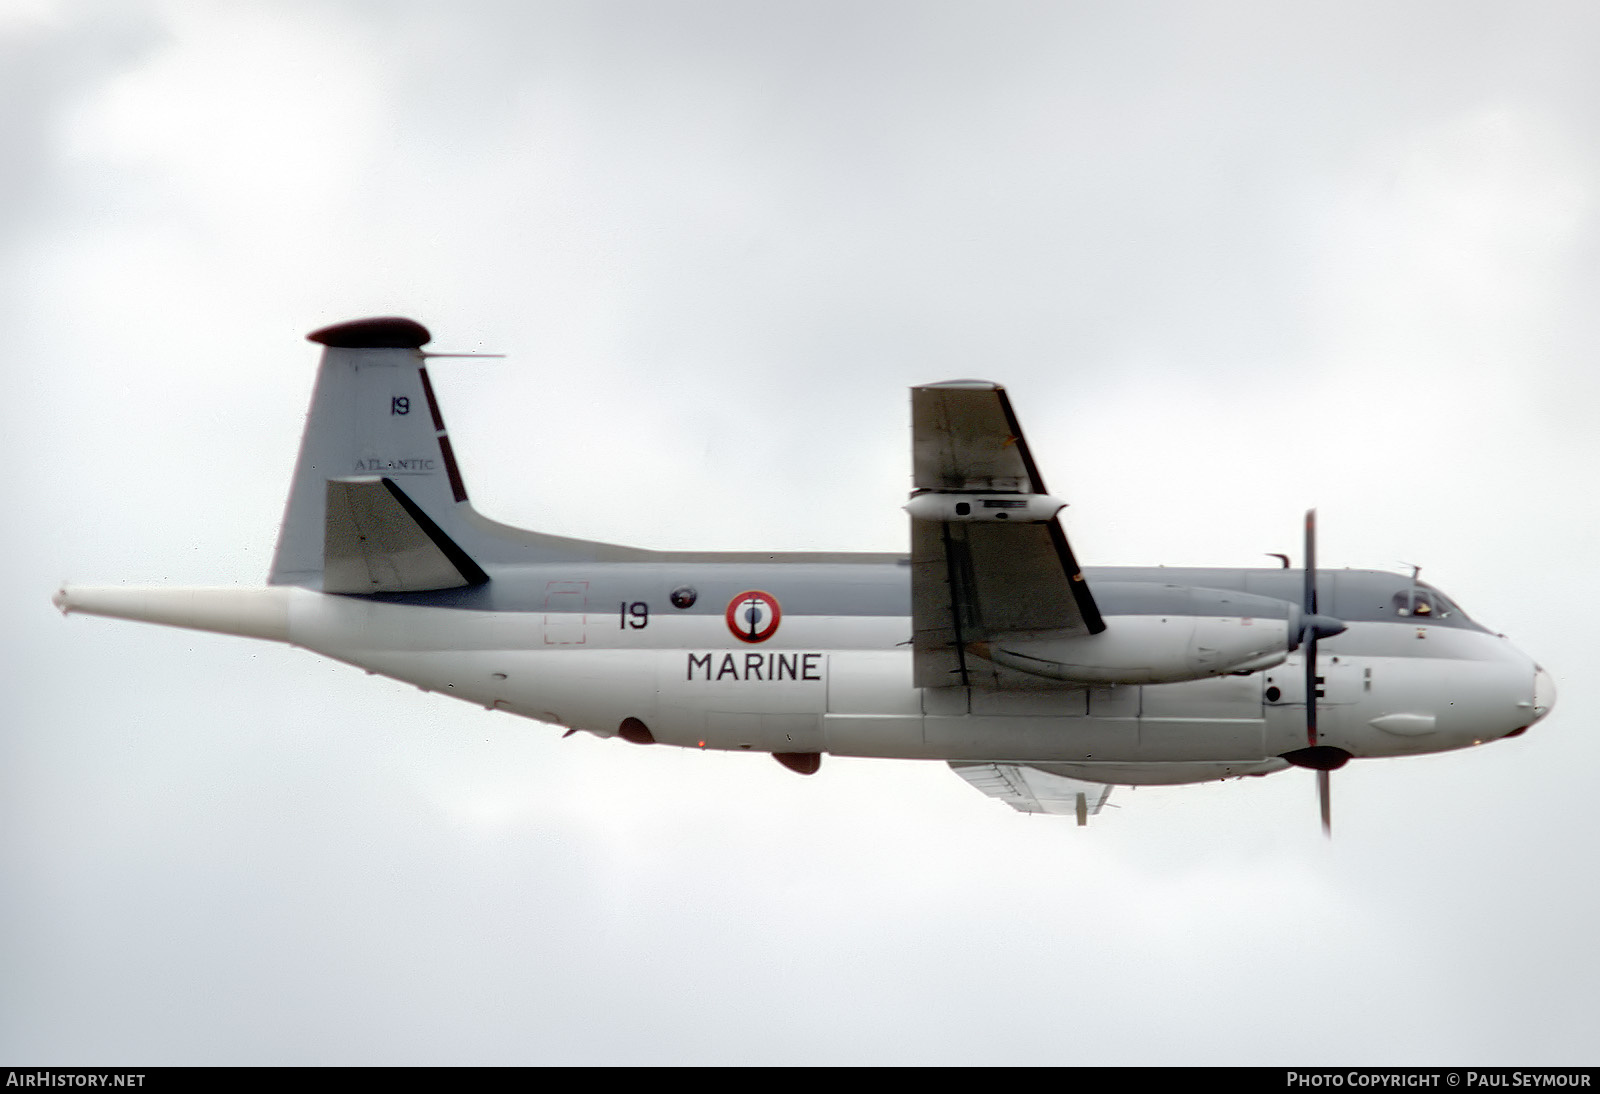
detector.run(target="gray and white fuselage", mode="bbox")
[60,545,1552,786]
[314,560,1550,780]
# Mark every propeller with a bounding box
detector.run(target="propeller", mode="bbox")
[1282,508,1349,837]
[1306,510,1328,835]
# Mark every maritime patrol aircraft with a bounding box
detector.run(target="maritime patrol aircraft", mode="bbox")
[54,317,1555,833]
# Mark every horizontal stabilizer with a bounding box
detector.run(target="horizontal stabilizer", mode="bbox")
[323,477,489,594]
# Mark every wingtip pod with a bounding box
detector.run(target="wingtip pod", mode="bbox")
[307,317,431,349]
[53,585,292,642]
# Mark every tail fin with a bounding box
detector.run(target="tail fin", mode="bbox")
[269,317,479,589]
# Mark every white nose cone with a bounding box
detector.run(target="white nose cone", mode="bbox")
[1532,667,1557,723]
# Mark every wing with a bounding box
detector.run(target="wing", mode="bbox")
[949,762,1114,825]
[910,382,1103,688]
[322,476,489,594]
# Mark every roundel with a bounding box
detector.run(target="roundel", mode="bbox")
[726,590,782,644]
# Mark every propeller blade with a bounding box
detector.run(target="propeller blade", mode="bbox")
[1307,508,1330,839]
[1304,508,1319,750]
[1304,637,1319,749]
[1304,509,1318,617]
[1318,769,1332,837]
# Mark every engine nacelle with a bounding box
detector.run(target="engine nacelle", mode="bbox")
[904,491,1066,523]
[970,584,1296,685]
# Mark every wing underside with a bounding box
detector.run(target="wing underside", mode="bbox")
[950,762,1114,825]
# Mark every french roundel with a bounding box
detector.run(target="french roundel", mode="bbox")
[726,590,782,644]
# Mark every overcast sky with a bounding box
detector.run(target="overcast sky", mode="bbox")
[3,0,1597,1065]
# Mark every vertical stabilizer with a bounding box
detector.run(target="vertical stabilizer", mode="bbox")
[269,317,474,588]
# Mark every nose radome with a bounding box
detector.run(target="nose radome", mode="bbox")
[1532,667,1556,723]
[1511,666,1557,736]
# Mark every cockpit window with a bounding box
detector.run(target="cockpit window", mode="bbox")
[1392,591,1433,617]
[1392,586,1462,620]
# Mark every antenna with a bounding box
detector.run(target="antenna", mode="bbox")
[1399,562,1421,615]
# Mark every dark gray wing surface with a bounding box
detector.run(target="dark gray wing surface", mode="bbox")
[913,379,1041,492]
[910,382,1103,688]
